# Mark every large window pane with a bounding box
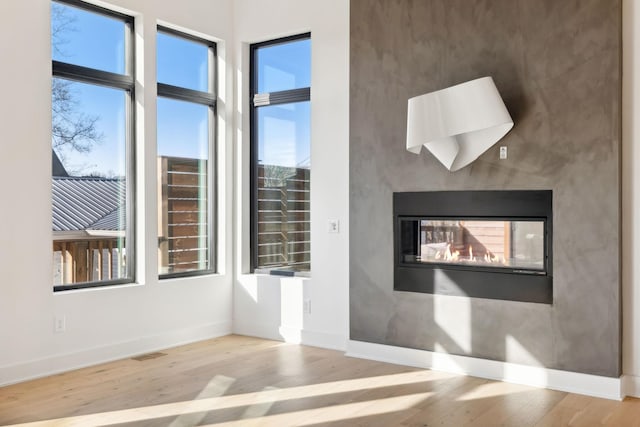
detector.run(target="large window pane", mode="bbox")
[257,102,310,168]
[256,101,311,271]
[256,38,311,93]
[156,27,215,278]
[51,0,133,291]
[157,98,210,275]
[157,32,209,92]
[252,34,310,273]
[52,79,127,176]
[52,79,129,287]
[51,1,126,74]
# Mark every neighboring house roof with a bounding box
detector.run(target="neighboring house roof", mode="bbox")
[88,208,122,231]
[52,176,125,232]
[52,149,69,177]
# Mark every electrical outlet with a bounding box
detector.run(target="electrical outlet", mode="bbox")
[327,219,340,233]
[499,146,508,160]
[54,315,66,333]
[303,299,311,314]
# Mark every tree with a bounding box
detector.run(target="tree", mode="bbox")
[51,2,103,169]
[51,79,102,154]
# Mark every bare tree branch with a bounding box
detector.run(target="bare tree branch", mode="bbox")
[51,2,76,58]
[51,2,103,174]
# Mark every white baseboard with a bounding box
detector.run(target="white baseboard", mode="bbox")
[346,340,623,401]
[279,327,347,352]
[0,321,231,387]
[278,326,302,343]
[301,329,347,351]
[234,319,346,353]
[622,374,640,397]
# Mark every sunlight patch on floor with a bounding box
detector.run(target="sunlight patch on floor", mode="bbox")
[10,370,451,427]
[456,381,532,401]
[168,375,235,427]
[200,392,433,427]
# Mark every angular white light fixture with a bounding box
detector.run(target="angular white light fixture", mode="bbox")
[406,76,514,172]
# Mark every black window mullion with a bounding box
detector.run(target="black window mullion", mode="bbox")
[53,61,134,91]
[157,83,216,106]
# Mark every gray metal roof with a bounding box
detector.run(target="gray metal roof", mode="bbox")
[88,208,123,231]
[52,177,125,232]
[52,150,69,177]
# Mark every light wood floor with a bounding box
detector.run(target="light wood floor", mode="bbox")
[1,335,639,427]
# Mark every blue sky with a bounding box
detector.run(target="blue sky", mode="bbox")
[52,1,311,176]
[256,38,311,168]
[258,101,310,168]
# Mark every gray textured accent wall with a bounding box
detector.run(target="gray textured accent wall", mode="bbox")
[349,0,621,376]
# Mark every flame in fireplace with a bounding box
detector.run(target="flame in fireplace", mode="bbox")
[435,244,460,261]
[432,244,507,266]
[484,252,505,264]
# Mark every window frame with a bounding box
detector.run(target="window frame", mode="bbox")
[249,33,311,274]
[156,25,218,280]
[52,0,136,292]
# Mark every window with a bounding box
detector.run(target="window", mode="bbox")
[157,28,216,278]
[250,34,311,273]
[51,0,134,291]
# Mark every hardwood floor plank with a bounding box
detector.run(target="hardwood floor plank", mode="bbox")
[0,335,637,427]
[533,393,619,427]
[604,397,640,427]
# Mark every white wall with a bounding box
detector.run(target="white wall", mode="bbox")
[232,0,350,350]
[0,0,235,385]
[623,0,640,396]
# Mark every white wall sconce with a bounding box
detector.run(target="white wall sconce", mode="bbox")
[406,76,514,171]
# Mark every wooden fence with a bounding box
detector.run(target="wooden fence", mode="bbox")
[52,239,125,285]
[256,164,310,271]
[158,157,209,275]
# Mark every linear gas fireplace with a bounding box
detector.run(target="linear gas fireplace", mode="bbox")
[394,190,552,303]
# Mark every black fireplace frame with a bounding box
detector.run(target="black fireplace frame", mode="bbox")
[393,190,553,304]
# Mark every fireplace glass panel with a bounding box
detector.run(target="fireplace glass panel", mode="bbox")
[400,218,545,272]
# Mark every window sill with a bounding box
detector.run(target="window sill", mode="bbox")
[159,269,218,281]
[253,269,311,278]
[53,280,142,294]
